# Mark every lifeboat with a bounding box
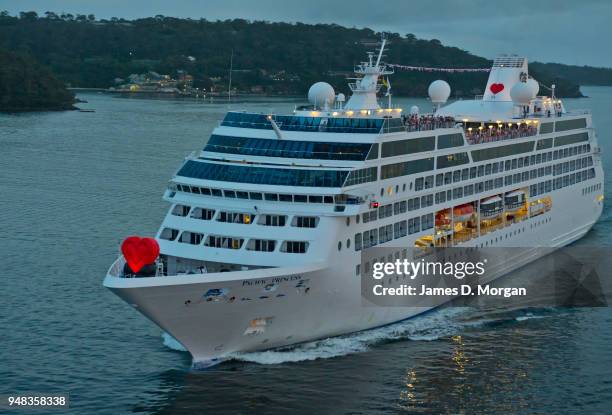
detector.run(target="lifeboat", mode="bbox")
[529,201,546,217]
[453,204,474,222]
[480,196,503,219]
[505,190,526,213]
[435,212,451,227]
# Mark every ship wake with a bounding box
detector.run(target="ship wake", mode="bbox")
[162,306,559,366]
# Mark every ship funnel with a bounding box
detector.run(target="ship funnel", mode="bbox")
[484,55,528,102]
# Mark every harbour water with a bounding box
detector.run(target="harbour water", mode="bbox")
[2,87,611,414]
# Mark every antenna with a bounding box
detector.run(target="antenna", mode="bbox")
[228,49,234,101]
[375,35,386,68]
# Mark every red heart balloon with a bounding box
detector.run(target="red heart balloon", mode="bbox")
[490,83,504,94]
[121,236,160,273]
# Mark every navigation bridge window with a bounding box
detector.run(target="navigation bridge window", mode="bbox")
[218,211,254,224]
[259,215,287,226]
[247,239,276,252]
[171,204,191,217]
[205,135,373,161]
[190,208,215,220]
[293,216,319,228]
[177,160,349,187]
[206,235,244,249]
[159,228,179,241]
[221,112,384,134]
[179,231,204,245]
[282,241,309,254]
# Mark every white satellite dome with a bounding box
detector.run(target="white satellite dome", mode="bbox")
[308,82,335,108]
[336,93,346,102]
[510,82,533,105]
[428,80,451,104]
[410,105,420,115]
[526,78,539,98]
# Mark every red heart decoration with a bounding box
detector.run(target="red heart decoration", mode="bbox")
[121,236,160,273]
[490,83,504,94]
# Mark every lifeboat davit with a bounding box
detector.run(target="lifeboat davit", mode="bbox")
[480,196,503,219]
[453,204,474,222]
[505,190,526,213]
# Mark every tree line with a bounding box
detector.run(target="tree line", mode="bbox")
[1,11,610,100]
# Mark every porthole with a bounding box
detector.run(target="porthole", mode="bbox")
[346,217,350,227]
[380,188,384,197]
[347,239,351,248]
[338,241,342,251]
[402,183,406,192]
[395,185,399,193]
[356,215,360,224]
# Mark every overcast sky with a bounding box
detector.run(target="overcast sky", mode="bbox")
[2,0,611,67]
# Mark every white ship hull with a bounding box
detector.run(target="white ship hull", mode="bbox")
[104,45,604,367]
[104,184,602,366]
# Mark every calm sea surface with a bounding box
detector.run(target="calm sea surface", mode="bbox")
[2,88,612,414]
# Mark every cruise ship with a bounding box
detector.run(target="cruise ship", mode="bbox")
[104,39,604,366]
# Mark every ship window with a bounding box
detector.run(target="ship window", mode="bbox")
[236,191,249,199]
[366,143,379,160]
[309,195,323,203]
[554,132,589,147]
[471,141,534,162]
[394,200,407,214]
[435,173,444,186]
[217,211,255,224]
[394,220,407,238]
[453,170,461,183]
[171,204,191,217]
[437,133,464,149]
[160,228,179,241]
[380,158,434,180]
[555,118,586,132]
[247,239,276,252]
[200,187,211,195]
[294,195,307,203]
[190,207,215,220]
[477,165,485,177]
[293,216,318,228]
[249,192,263,200]
[415,177,424,191]
[437,152,469,169]
[259,215,287,227]
[345,167,378,186]
[206,235,244,249]
[179,231,204,245]
[205,134,374,160]
[540,122,554,134]
[424,175,434,189]
[444,172,452,185]
[211,188,222,197]
[264,193,278,201]
[536,138,553,150]
[190,186,201,194]
[282,241,308,254]
[355,233,362,251]
[279,194,293,202]
[177,160,349,188]
[381,136,435,157]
